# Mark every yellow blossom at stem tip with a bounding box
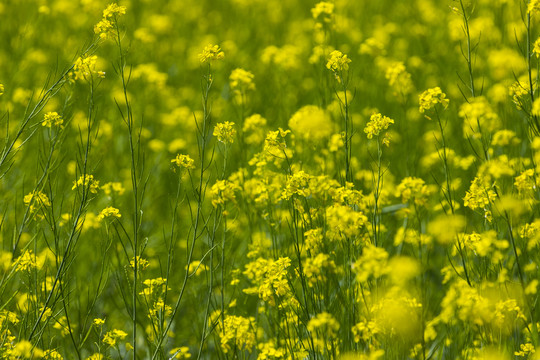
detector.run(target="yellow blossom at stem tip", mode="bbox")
[42,111,63,128]
[97,206,121,220]
[419,87,449,113]
[326,50,351,73]
[199,44,225,63]
[213,122,236,144]
[102,3,126,18]
[171,154,195,170]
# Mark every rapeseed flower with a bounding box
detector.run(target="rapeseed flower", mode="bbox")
[529,0,540,15]
[102,3,126,18]
[213,122,236,144]
[229,68,255,100]
[103,329,128,347]
[396,177,430,206]
[42,112,63,127]
[311,2,334,25]
[418,87,449,113]
[326,50,351,73]
[198,44,224,63]
[385,61,414,99]
[23,190,51,217]
[97,206,121,220]
[170,347,191,359]
[219,315,256,353]
[288,105,333,141]
[364,113,394,139]
[72,174,100,194]
[171,154,195,170]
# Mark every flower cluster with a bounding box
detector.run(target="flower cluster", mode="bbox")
[229,68,255,101]
[311,2,334,25]
[97,206,121,220]
[69,55,105,82]
[364,113,394,141]
[396,176,431,206]
[72,174,100,194]
[219,315,256,353]
[418,87,450,113]
[529,0,540,15]
[23,190,51,215]
[198,44,225,63]
[171,154,195,170]
[210,180,239,208]
[42,111,63,127]
[326,50,351,73]
[94,3,127,39]
[458,96,500,139]
[170,347,191,359]
[213,121,236,144]
[103,329,128,347]
[385,61,413,99]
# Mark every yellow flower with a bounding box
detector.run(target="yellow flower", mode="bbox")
[326,50,351,73]
[43,349,63,359]
[213,122,236,144]
[210,179,239,208]
[396,176,430,206]
[243,114,267,145]
[86,354,104,360]
[0,83,4,96]
[186,260,208,276]
[428,214,466,245]
[219,315,256,353]
[491,130,520,147]
[353,245,389,282]
[288,105,333,141]
[533,98,540,117]
[103,329,128,347]
[23,190,51,217]
[530,0,540,15]
[515,169,536,194]
[229,68,255,96]
[70,55,105,82]
[97,206,121,220]
[198,44,225,63]
[171,154,195,169]
[72,174,100,194]
[130,256,149,271]
[140,277,169,296]
[364,113,394,139]
[385,61,414,98]
[307,312,340,337]
[303,253,336,286]
[515,343,535,357]
[102,3,126,18]
[463,176,497,211]
[534,37,540,58]
[311,2,334,24]
[12,340,44,358]
[13,250,37,272]
[170,347,191,359]
[42,111,63,127]
[94,18,114,39]
[458,96,500,139]
[418,87,449,113]
[101,182,125,196]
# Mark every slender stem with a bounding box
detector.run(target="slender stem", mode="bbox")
[460,0,476,98]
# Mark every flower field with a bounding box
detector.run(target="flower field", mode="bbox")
[1,0,540,359]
